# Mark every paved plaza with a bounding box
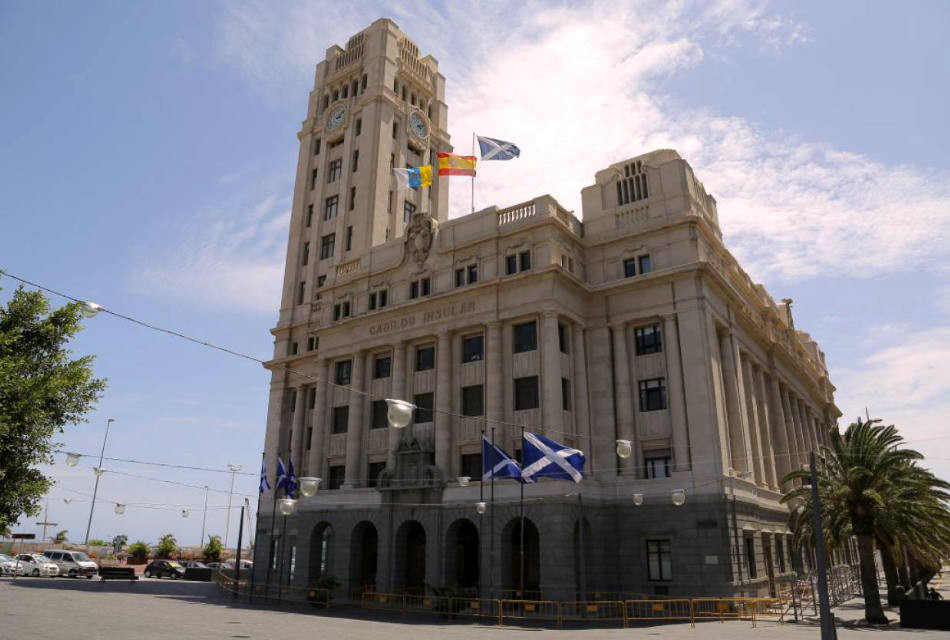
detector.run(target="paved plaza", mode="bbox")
[2,575,949,640]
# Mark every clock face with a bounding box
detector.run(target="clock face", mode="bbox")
[409,111,429,139]
[327,106,345,131]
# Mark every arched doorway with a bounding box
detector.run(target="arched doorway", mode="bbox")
[573,518,592,598]
[502,518,540,594]
[395,520,426,593]
[309,522,333,583]
[445,519,479,589]
[349,521,378,592]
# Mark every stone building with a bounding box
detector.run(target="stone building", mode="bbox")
[252,18,840,600]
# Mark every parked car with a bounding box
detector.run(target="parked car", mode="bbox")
[144,560,186,579]
[15,554,59,577]
[0,553,23,576]
[42,549,98,578]
[205,561,232,570]
[179,561,208,569]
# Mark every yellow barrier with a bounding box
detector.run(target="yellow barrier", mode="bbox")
[499,599,559,626]
[691,598,758,627]
[624,599,695,627]
[559,601,627,627]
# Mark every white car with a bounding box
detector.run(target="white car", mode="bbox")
[0,553,23,576]
[15,553,60,577]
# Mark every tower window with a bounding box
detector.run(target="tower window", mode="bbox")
[558,323,568,353]
[328,159,342,183]
[341,85,348,99]
[392,121,398,139]
[324,196,338,220]
[297,281,306,305]
[348,186,356,211]
[352,149,359,171]
[561,378,571,411]
[634,325,662,355]
[361,74,367,91]
[505,254,517,275]
[345,225,352,251]
[306,204,313,228]
[638,254,652,274]
[513,321,538,353]
[404,201,415,223]
[301,242,309,266]
[320,233,335,259]
[388,191,393,214]
[519,251,532,271]
[313,138,321,155]
[617,160,649,206]
[310,168,318,190]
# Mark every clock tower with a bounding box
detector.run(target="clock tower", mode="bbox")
[277,18,451,317]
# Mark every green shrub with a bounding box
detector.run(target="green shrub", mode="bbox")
[128,541,149,562]
[203,535,222,562]
[155,533,177,559]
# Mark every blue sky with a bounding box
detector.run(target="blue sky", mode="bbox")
[2,0,949,546]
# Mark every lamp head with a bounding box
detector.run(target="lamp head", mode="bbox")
[632,493,644,506]
[671,489,686,506]
[616,439,632,459]
[298,477,321,497]
[385,398,415,428]
[475,501,487,515]
[114,503,126,515]
[278,498,296,516]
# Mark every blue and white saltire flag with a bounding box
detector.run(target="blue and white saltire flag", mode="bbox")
[521,432,586,483]
[259,457,271,493]
[275,457,288,495]
[476,135,521,161]
[286,459,298,498]
[482,435,533,483]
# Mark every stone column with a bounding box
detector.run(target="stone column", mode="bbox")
[754,366,779,489]
[612,324,636,474]
[307,358,330,480]
[435,331,453,475]
[291,383,308,474]
[541,311,563,437]
[587,326,616,479]
[767,375,792,489]
[388,342,405,469]
[718,331,753,477]
[571,325,591,460]
[343,350,365,488]
[663,313,690,471]
[781,387,805,468]
[741,358,765,485]
[486,322,503,435]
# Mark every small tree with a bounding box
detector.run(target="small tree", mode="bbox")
[128,540,149,563]
[54,529,68,543]
[203,535,222,562]
[88,538,106,546]
[112,534,128,555]
[155,533,177,559]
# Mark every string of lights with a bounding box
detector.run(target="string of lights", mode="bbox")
[53,449,256,476]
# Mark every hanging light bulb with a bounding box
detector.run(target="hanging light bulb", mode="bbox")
[671,489,686,507]
[65,452,81,467]
[298,477,321,497]
[475,501,487,515]
[114,503,126,515]
[385,398,415,428]
[80,301,103,318]
[632,493,644,506]
[181,509,190,518]
[457,476,471,487]
[278,498,296,516]
[93,467,105,476]
[616,439,632,459]
[63,498,72,504]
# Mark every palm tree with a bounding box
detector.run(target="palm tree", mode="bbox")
[781,418,950,624]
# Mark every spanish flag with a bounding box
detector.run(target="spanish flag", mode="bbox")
[437,152,477,177]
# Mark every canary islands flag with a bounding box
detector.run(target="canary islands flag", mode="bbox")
[393,166,433,189]
[437,152,477,177]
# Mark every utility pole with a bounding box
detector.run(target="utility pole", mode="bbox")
[224,463,243,550]
[200,485,209,546]
[84,417,115,546]
[35,500,57,542]
[810,452,837,640]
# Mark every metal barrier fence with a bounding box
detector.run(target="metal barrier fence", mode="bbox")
[624,599,695,626]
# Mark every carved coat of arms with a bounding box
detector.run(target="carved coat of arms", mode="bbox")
[405,212,437,267]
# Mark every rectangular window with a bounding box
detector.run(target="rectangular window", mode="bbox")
[368,292,377,310]
[505,254,517,275]
[558,323,568,353]
[638,254,652,274]
[306,336,316,351]
[306,204,313,227]
[409,280,419,299]
[302,242,310,266]
[462,334,484,363]
[317,275,326,288]
[324,195,338,220]
[313,138,321,155]
[310,168,318,190]
[634,325,663,355]
[644,454,671,479]
[368,461,386,487]
[378,289,387,307]
[392,121,398,139]
[297,281,306,305]
[745,536,758,579]
[320,233,335,259]
[290,341,298,356]
[413,392,434,423]
[388,190,393,214]
[461,385,484,417]
[421,277,430,295]
[335,360,352,385]
[355,119,362,136]
[332,406,349,434]
[341,301,350,317]
[333,304,340,321]
[776,537,786,573]
[374,355,391,379]
[455,268,465,287]
[519,251,531,271]
[647,540,672,581]
[371,400,388,429]
[513,321,538,353]
[415,345,435,371]
[348,186,356,211]
[352,149,359,172]
[404,201,415,223]
[345,225,352,251]
[514,376,540,410]
[623,257,637,278]
[328,465,345,490]
[328,159,342,183]
[460,453,481,480]
[561,378,571,411]
[467,263,478,284]
[638,378,667,411]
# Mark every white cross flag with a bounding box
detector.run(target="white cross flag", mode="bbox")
[521,432,586,483]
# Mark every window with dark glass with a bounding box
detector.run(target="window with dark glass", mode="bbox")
[404,200,415,223]
[745,536,758,578]
[623,257,637,278]
[331,405,349,434]
[301,242,310,266]
[320,233,335,259]
[413,392,434,423]
[306,204,313,227]
[355,118,362,135]
[348,187,356,211]
[368,461,386,487]
[324,195,338,220]
[328,465,345,490]
[561,378,571,411]
[297,281,306,305]
[307,336,316,351]
[333,304,340,321]
[638,254,652,274]
[462,334,484,363]
[378,289,387,307]
[776,537,786,573]
[345,225,352,251]
[328,159,342,183]
[461,385,484,416]
[290,341,298,355]
[317,275,326,287]
[646,540,672,581]
[373,355,391,379]
[352,149,359,171]
[638,378,667,412]
[310,168,318,190]
[467,264,478,284]
[634,325,663,355]
[313,138,321,155]
[371,400,388,429]
[514,376,539,410]
[455,268,465,287]
[368,292,377,310]
[513,321,538,353]
[341,301,350,317]
[505,254,517,275]
[519,251,531,271]
[644,453,671,478]
[409,280,419,299]
[335,360,352,385]
[558,323,568,353]
[460,453,481,480]
[415,345,435,371]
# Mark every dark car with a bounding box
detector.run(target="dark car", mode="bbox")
[144,560,186,579]
[179,561,208,569]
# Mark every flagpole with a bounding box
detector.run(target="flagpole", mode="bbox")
[471,132,475,214]
[249,451,264,603]
[490,426,496,599]
[519,425,525,598]
[479,428,485,598]
[263,452,282,602]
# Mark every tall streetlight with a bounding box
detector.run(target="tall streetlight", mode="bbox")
[224,463,243,550]
[84,417,115,546]
[200,485,209,547]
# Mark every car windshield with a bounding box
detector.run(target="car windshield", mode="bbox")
[0,554,11,562]
[168,562,182,568]
[70,552,90,561]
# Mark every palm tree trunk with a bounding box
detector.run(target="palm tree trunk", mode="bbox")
[878,544,901,606]
[857,533,888,624]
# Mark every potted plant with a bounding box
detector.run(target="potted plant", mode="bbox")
[127,541,149,565]
[308,575,341,605]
